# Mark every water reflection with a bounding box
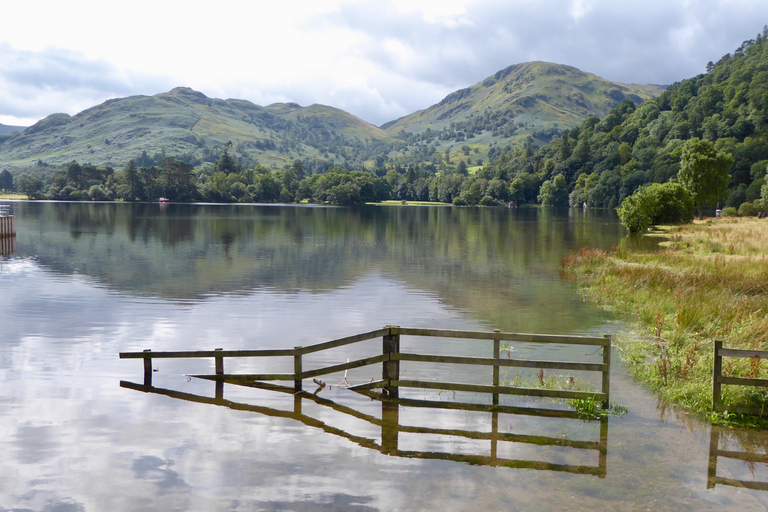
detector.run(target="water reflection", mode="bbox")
[12,202,624,333]
[708,426,768,491]
[121,379,609,477]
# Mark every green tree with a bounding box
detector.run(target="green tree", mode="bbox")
[217,142,236,174]
[616,182,694,232]
[537,174,569,206]
[16,174,43,199]
[678,138,733,218]
[0,169,13,191]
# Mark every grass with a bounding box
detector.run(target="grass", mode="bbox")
[374,200,451,206]
[560,218,768,427]
[0,193,25,199]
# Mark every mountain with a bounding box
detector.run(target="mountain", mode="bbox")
[0,123,25,135]
[384,62,664,162]
[0,63,664,174]
[0,87,395,172]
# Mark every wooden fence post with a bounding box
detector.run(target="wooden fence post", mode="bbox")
[214,348,224,399]
[602,335,611,408]
[383,326,400,399]
[143,349,152,386]
[294,347,303,392]
[492,329,501,407]
[713,340,723,411]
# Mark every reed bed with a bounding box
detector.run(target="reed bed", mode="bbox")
[561,218,768,425]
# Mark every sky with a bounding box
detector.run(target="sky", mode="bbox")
[0,0,766,128]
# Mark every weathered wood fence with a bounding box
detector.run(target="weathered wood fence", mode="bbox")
[0,204,15,239]
[712,340,768,416]
[121,326,612,407]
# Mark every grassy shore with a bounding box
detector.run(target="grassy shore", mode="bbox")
[561,218,768,426]
[0,193,26,199]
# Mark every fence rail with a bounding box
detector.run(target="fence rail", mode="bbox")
[712,340,768,416]
[120,325,611,407]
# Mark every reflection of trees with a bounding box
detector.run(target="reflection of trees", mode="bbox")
[14,203,625,330]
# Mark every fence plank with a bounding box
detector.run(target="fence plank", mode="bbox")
[719,376,768,388]
[298,328,390,355]
[719,348,768,359]
[395,327,608,346]
[392,353,605,372]
[301,354,388,379]
[193,373,296,381]
[120,348,296,359]
[391,379,606,401]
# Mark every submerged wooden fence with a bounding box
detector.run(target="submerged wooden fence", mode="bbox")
[713,340,768,416]
[121,377,609,476]
[121,326,612,407]
[0,204,15,239]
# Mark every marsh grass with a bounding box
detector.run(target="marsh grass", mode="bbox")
[561,218,768,424]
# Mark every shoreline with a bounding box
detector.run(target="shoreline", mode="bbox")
[561,218,768,428]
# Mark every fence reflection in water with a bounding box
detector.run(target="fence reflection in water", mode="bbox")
[120,378,609,477]
[708,427,768,491]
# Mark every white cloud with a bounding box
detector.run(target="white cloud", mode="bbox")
[0,0,767,126]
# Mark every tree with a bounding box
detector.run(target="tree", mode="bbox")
[537,174,569,206]
[0,170,13,191]
[16,174,43,199]
[678,138,733,218]
[616,182,694,233]
[217,142,236,174]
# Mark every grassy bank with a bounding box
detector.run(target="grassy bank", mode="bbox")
[0,193,25,199]
[561,218,768,426]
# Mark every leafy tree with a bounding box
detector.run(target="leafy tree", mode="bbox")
[537,174,568,206]
[616,182,694,232]
[16,174,43,199]
[678,138,732,218]
[0,170,13,191]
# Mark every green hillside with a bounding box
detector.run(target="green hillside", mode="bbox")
[0,123,25,135]
[384,62,664,164]
[0,87,395,172]
[476,28,768,212]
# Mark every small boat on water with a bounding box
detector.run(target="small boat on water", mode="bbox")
[158,197,169,203]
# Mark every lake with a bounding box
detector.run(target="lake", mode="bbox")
[1,201,766,511]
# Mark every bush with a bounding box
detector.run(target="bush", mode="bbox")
[452,197,467,206]
[721,206,738,217]
[479,195,502,206]
[616,182,694,232]
[738,201,760,217]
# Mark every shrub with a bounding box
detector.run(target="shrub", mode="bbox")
[616,182,694,232]
[479,195,502,206]
[720,206,738,217]
[738,200,759,217]
[452,197,467,206]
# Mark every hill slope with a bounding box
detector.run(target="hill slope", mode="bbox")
[384,62,664,163]
[0,123,25,135]
[0,87,395,171]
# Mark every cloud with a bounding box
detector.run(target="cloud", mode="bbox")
[0,43,174,125]
[1,1,767,127]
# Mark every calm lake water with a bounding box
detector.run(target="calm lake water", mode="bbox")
[1,201,767,511]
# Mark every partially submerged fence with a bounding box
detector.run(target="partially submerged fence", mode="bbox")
[121,325,612,407]
[713,340,768,416]
[121,376,609,476]
[0,204,14,240]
